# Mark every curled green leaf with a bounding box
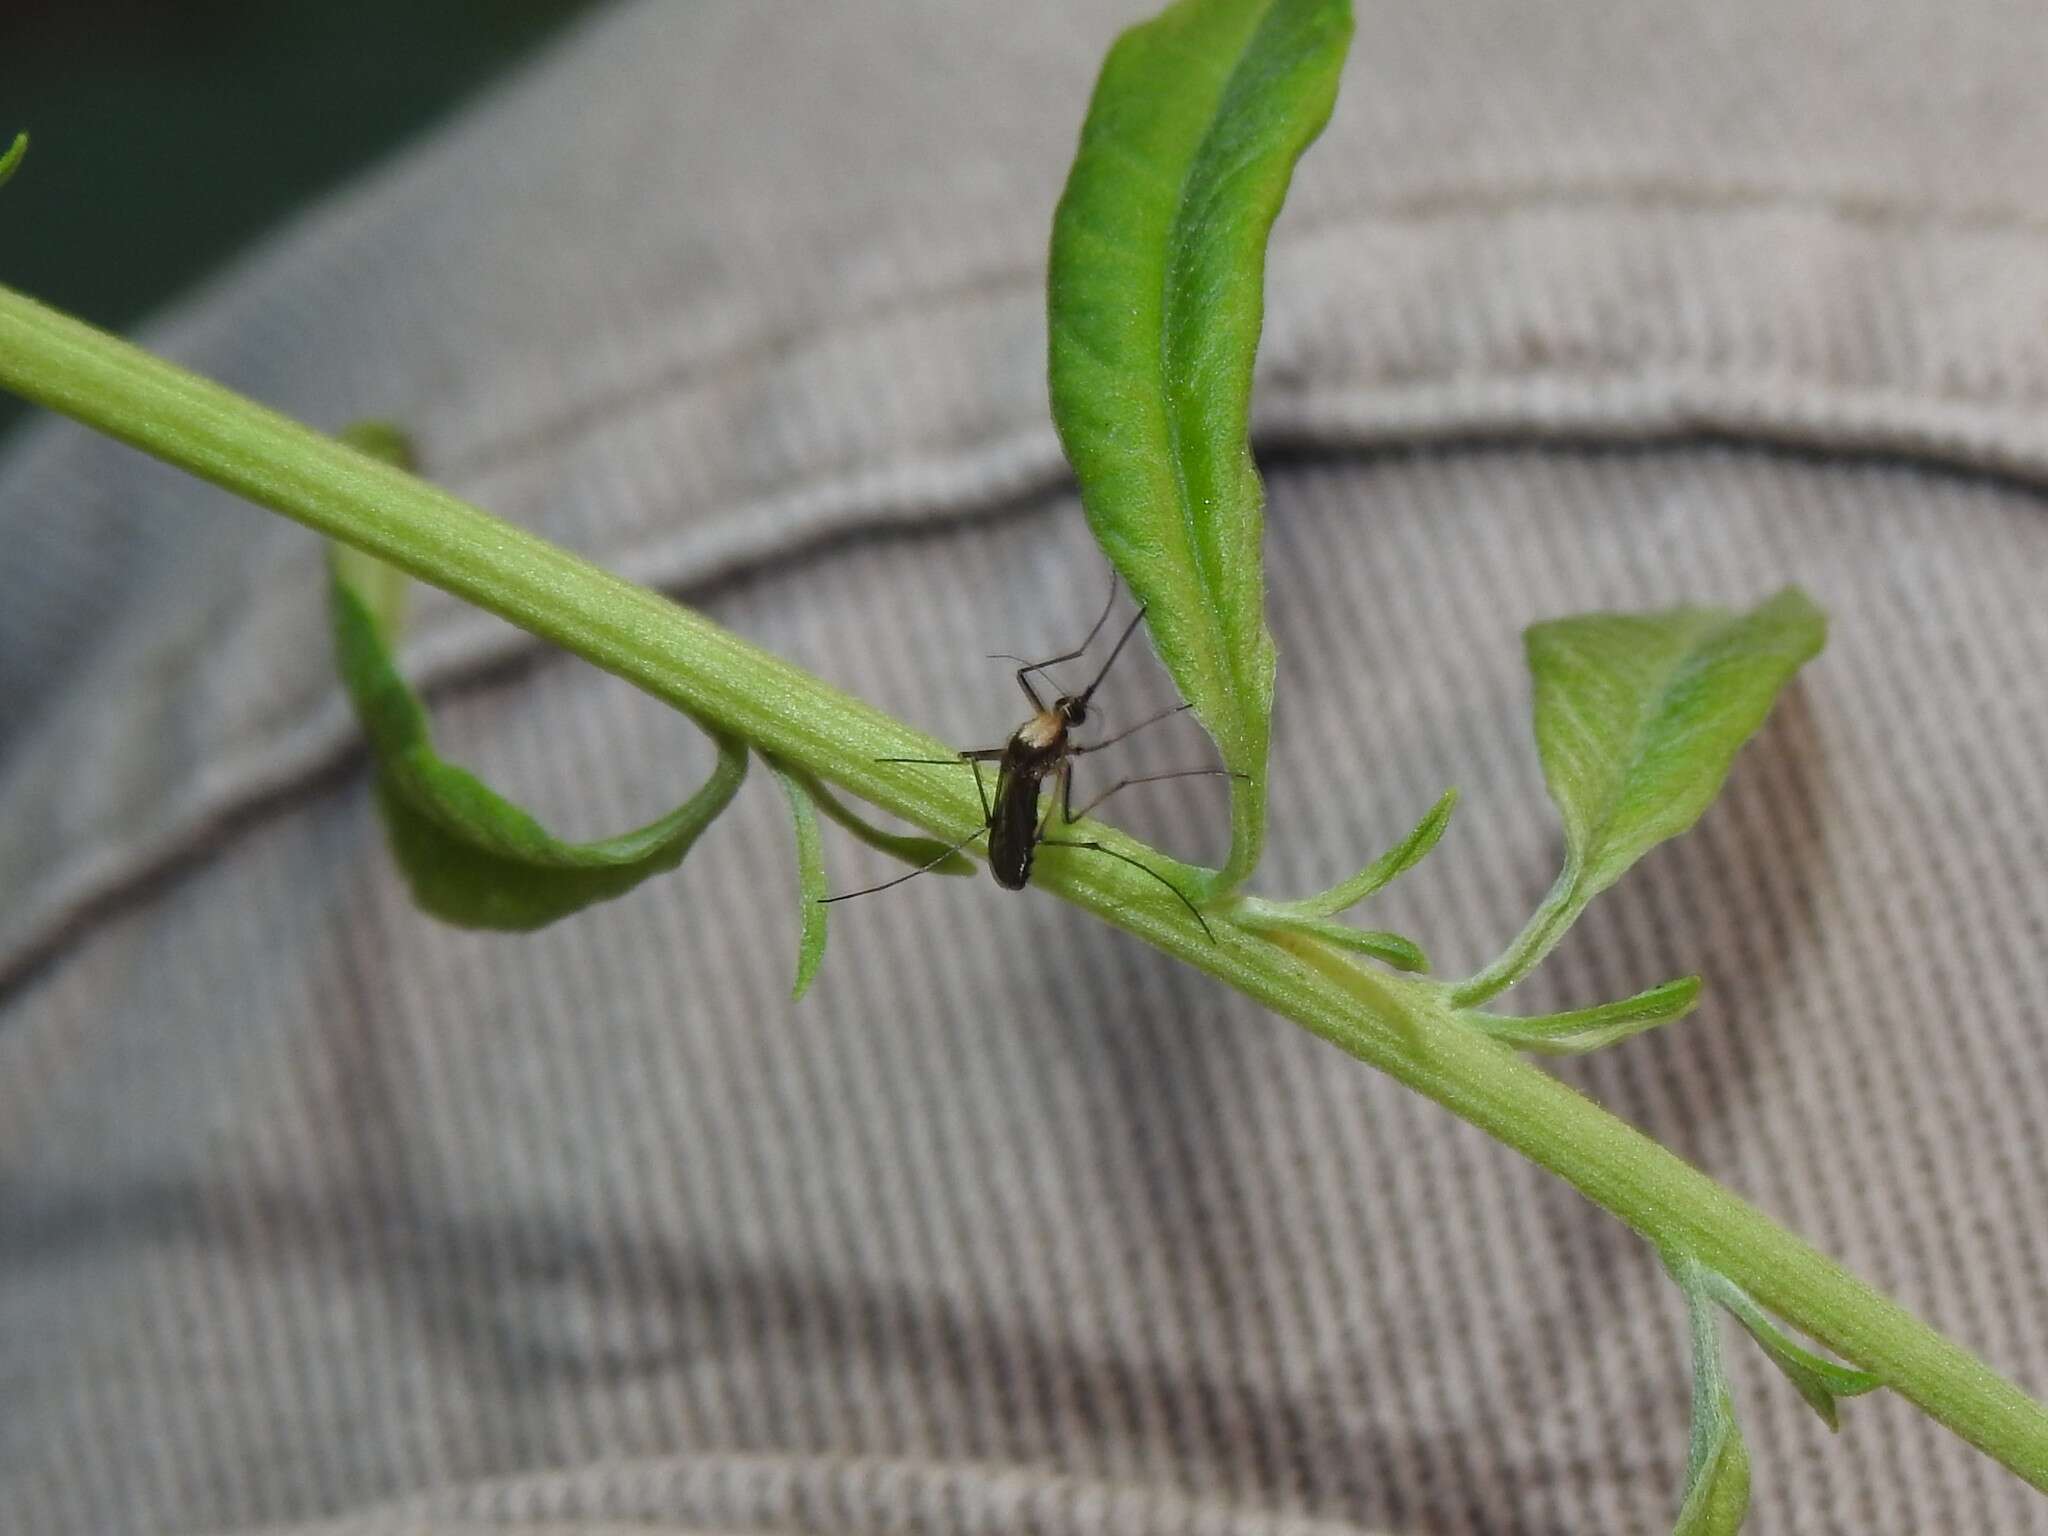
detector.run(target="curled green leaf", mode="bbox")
[766,756,828,1001]
[1048,0,1354,896]
[1455,589,1825,1005]
[1290,788,1457,917]
[1232,903,1430,971]
[0,133,26,191]
[330,421,747,929]
[1701,1270,1883,1431]
[1673,1257,1754,1535]
[1465,975,1701,1056]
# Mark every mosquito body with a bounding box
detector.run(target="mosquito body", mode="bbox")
[821,578,1233,938]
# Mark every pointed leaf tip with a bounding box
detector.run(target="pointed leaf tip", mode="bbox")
[1295,787,1457,917]
[1704,1272,1883,1431]
[1048,0,1356,894]
[1466,974,1701,1056]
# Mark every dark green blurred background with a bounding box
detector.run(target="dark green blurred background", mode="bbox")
[0,0,606,436]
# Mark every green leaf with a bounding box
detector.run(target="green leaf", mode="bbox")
[1292,788,1457,916]
[1231,903,1430,972]
[1532,589,1825,898]
[1454,590,1824,1005]
[1047,0,1354,896]
[766,756,829,1001]
[803,770,974,878]
[1702,1271,1883,1431]
[0,133,26,192]
[329,422,747,930]
[1465,975,1701,1056]
[1673,1258,1753,1535]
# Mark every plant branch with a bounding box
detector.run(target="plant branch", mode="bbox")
[2,282,2044,1490]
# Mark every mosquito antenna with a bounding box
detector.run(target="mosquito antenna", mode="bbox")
[1078,602,1148,705]
[819,825,986,906]
[1042,836,1215,941]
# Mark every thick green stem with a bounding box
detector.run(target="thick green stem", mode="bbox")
[3,283,2043,1492]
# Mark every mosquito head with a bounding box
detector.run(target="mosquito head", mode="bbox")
[1055,694,1089,728]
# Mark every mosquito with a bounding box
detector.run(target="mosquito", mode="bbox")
[821,577,1236,938]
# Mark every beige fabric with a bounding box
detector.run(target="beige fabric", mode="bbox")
[4,1,2047,1531]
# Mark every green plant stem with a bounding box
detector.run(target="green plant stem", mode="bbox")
[3,282,2044,1490]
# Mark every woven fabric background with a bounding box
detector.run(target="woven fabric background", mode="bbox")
[4,2,2046,1531]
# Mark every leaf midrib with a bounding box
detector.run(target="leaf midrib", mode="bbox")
[1155,0,1284,737]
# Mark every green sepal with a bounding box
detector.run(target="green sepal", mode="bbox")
[1701,1270,1883,1431]
[1672,1257,1753,1535]
[329,422,747,930]
[0,133,26,191]
[1290,788,1457,917]
[766,756,828,1001]
[1464,975,1701,1056]
[1048,0,1354,896]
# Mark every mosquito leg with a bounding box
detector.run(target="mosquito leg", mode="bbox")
[876,750,998,821]
[1043,759,1070,841]
[876,749,1008,768]
[1039,835,1215,942]
[995,573,1121,705]
[1075,602,1149,704]
[971,758,992,823]
[1065,766,1247,824]
[819,823,987,906]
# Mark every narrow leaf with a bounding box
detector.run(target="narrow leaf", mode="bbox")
[1455,590,1824,1005]
[1673,1258,1753,1535]
[1232,903,1430,972]
[330,421,747,929]
[766,756,829,1001]
[1048,0,1354,895]
[0,133,26,191]
[803,770,974,878]
[1466,975,1701,1056]
[1293,788,1457,916]
[1703,1271,1883,1431]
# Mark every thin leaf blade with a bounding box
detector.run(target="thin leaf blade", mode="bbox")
[1673,1258,1753,1535]
[1235,905,1430,971]
[0,132,26,191]
[1704,1272,1883,1431]
[1048,0,1353,894]
[1295,788,1457,916]
[1531,589,1825,900]
[330,422,747,930]
[767,756,829,1001]
[1466,975,1701,1056]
